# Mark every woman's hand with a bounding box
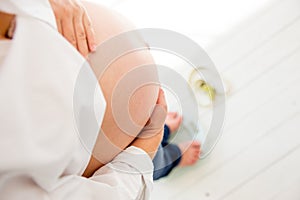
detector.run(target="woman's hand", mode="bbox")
[131,88,168,159]
[49,0,96,57]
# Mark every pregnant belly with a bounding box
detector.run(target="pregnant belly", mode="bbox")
[83,1,159,173]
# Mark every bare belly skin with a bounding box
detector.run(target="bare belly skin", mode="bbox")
[83,2,159,177]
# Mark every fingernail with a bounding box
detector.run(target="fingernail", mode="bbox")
[91,44,97,52]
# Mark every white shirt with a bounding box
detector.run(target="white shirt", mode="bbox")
[0,1,153,200]
[0,40,11,66]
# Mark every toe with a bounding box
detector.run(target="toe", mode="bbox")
[190,158,198,165]
[176,115,183,123]
[191,141,201,148]
[167,112,177,118]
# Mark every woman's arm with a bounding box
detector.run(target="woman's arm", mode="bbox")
[82,2,160,177]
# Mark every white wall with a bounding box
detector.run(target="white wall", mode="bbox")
[87,0,275,47]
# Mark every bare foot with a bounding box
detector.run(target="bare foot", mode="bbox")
[178,141,201,166]
[165,112,182,133]
[166,112,201,166]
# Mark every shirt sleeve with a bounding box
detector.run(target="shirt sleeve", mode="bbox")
[50,146,154,200]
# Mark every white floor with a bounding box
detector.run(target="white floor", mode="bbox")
[149,0,300,199]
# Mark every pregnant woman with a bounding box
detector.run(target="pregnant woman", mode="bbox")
[0,1,165,199]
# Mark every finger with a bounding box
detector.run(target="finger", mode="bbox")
[156,88,167,111]
[83,11,96,52]
[173,112,178,118]
[178,115,183,124]
[74,11,89,57]
[61,17,77,49]
[139,88,168,138]
[174,114,181,121]
[56,19,62,34]
[142,106,166,138]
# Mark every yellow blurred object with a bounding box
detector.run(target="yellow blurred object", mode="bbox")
[188,67,231,107]
[195,79,216,101]
[188,67,216,107]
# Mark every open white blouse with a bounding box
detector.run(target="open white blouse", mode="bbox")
[0,1,153,200]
